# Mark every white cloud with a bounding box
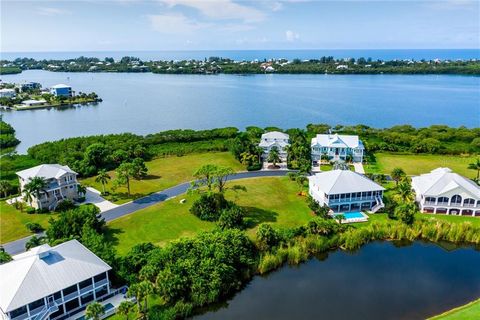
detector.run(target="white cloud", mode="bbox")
[148,13,210,33]
[285,30,299,42]
[270,2,284,11]
[160,0,265,22]
[37,7,71,16]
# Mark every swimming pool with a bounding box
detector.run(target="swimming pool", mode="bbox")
[342,212,365,219]
[333,211,368,223]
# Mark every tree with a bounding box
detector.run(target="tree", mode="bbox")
[131,158,148,180]
[24,177,47,209]
[23,188,34,207]
[395,181,414,203]
[83,143,108,169]
[218,205,245,230]
[468,158,480,181]
[127,281,154,317]
[115,162,135,196]
[117,301,134,320]
[77,184,87,197]
[391,168,406,186]
[85,302,105,320]
[256,223,279,250]
[267,146,281,167]
[306,195,330,218]
[193,164,218,191]
[0,180,11,198]
[25,235,46,250]
[95,169,111,194]
[394,202,417,225]
[334,214,345,224]
[295,175,307,195]
[0,248,12,264]
[213,166,234,193]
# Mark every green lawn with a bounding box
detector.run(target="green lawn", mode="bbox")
[429,298,480,320]
[107,177,312,255]
[366,153,478,179]
[0,201,55,244]
[82,152,244,204]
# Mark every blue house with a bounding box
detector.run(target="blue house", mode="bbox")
[50,84,73,97]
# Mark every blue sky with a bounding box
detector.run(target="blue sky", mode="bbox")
[1,0,479,52]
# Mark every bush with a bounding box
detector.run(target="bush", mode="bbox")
[217,205,245,230]
[246,163,262,171]
[26,207,36,214]
[36,208,49,214]
[54,199,76,212]
[256,223,279,250]
[25,222,44,233]
[189,192,231,221]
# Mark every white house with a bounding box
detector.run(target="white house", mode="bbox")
[411,167,480,217]
[308,169,385,213]
[50,84,72,98]
[20,99,47,107]
[311,133,364,164]
[17,164,80,210]
[0,240,120,320]
[0,89,16,98]
[258,131,290,161]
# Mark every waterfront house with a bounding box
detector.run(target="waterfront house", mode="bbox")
[20,99,47,107]
[311,133,364,164]
[17,164,80,210]
[259,131,290,161]
[18,82,41,92]
[308,169,385,213]
[0,240,122,320]
[411,168,480,217]
[50,84,72,98]
[0,89,16,98]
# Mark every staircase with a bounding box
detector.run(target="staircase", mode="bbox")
[370,196,385,213]
[33,301,58,320]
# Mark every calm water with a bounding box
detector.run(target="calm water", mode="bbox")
[196,242,480,320]
[1,70,479,153]
[2,49,479,61]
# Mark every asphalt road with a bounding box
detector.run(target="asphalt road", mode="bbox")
[2,170,292,255]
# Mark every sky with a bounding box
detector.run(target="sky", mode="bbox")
[1,0,479,52]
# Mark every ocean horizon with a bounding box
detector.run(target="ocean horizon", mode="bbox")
[1,48,479,62]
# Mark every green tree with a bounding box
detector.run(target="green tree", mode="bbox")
[117,301,134,320]
[213,166,234,193]
[394,202,417,225]
[391,168,406,186]
[295,175,307,195]
[218,205,245,230]
[395,181,414,203]
[0,248,12,264]
[85,302,105,320]
[193,164,218,191]
[468,158,480,181]
[25,235,46,250]
[95,169,111,194]
[24,177,47,209]
[131,158,148,180]
[115,162,135,196]
[334,214,345,224]
[77,184,87,197]
[256,223,279,250]
[127,281,154,317]
[267,146,281,166]
[0,180,11,198]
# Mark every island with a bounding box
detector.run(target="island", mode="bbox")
[1,55,479,75]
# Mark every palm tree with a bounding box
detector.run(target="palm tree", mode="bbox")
[85,302,105,320]
[391,167,406,186]
[95,169,111,195]
[267,146,281,167]
[127,281,154,317]
[394,202,417,225]
[334,214,345,224]
[117,301,134,320]
[77,184,87,197]
[295,175,307,195]
[25,235,46,250]
[23,188,34,207]
[0,180,11,198]
[395,181,414,203]
[24,177,47,209]
[468,158,480,181]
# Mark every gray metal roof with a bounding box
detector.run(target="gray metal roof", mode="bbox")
[0,240,111,313]
[412,167,480,198]
[16,164,77,181]
[309,169,385,194]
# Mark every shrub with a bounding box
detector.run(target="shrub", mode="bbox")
[25,222,44,233]
[217,205,245,230]
[26,207,36,214]
[246,163,262,171]
[54,199,76,212]
[258,252,284,274]
[189,192,230,221]
[256,223,279,250]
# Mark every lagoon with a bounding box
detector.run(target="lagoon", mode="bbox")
[1,70,479,153]
[196,242,480,320]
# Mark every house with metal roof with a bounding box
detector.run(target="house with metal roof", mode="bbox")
[0,240,114,320]
[258,131,290,161]
[412,167,480,216]
[308,169,385,213]
[49,84,72,98]
[17,164,80,210]
[311,134,364,164]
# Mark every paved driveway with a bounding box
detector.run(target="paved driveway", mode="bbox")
[84,187,119,213]
[2,170,292,254]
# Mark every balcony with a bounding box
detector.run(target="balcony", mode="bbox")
[79,284,94,295]
[63,291,79,302]
[29,305,46,317]
[95,279,109,288]
[11,313,29,320]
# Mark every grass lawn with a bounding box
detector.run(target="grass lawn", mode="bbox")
[0,201,55,244]
[355,212,480,228]
[107,177,312,255]
[366,153,479,179]
[82,152,244,204]
[429,298,480,320]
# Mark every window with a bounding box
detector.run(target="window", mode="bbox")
[438,197,449,204]
[80,292,94,305]
[28,298,45,313]
[62,284,78,299]
[79,278,92,290]
[451,195,462,205]
[94,272,107,283]
[425,197,436,203]
[95,286,108,299]
[463,198,475,206]
[10,306,28,319]
[49,305,64,319]
[65,299,79,312]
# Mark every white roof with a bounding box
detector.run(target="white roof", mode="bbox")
[50,84,71,89]
[259,131,290,148]
[311,134,363,149]
[412,167,480,198]
[0,240,111,313]
[0,88,15,93]
[17,164,77,180]
[309,169,385,194]
[21,99,46,104]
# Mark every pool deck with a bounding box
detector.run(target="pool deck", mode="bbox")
[332,211,369,224]
[67,291,130,320]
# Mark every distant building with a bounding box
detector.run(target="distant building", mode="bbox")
[308,169,385,213]
[0,89,16,98]
[18,82,41,92]
[50,84,72,97]
[20,99,47,107]
[336,65,348,70]
[259,131,290,161]
[412,168,480,217]
[311,134,364,164]
[17,164,80,210]
[0,240,118,320]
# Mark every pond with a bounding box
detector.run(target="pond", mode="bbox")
[1,71,479,153]
[195,241,480,320]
